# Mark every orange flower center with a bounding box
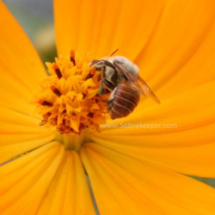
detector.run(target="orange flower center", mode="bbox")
[34,51,108,136]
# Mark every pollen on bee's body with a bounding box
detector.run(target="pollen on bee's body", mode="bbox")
[34,51,108,135]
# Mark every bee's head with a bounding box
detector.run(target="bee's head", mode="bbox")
[90,58,117,72]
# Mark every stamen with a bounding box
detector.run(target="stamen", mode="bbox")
[43,112,51,119]
[88,112,94,118]
[53,63,62,79]
[82,89,88,99]
[71,113,77,120]
[51,86,62,97]
[85,68,96,80]
[39,99,53,106]
[39,119,47,126]
[70,50,76,66]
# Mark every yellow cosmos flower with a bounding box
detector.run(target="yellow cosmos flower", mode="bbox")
[1,0,215,214]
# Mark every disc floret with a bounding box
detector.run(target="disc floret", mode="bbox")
[35,51,108,134]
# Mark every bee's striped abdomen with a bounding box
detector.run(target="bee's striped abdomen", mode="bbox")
[108,83,140,119]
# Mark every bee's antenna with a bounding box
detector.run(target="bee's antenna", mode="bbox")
[110,48,119,57]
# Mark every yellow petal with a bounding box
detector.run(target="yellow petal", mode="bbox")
[0,142,64,214]
[91,81,215,177]
[0,106,54,163]
[135,0,215,99]
[0,2,47,114]
[37,150,96,215]
[81,143,215,215]
[91,134,215,177]
[54,0,164,59]
[0,133,54,164]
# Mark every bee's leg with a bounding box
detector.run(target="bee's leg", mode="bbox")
[103,79,115,90]
[98,80,106,95]
[107,87,117,112]
[102,61,117,83]
[103,60,116,71]
[108,87,117,101]
[98,79,115,96]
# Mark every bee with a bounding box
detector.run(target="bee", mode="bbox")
[90,55,160,119]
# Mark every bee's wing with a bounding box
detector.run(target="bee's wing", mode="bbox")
[136,76,160,104]
[114,61,160,104]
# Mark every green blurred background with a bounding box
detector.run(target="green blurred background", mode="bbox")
[3,0,57,62]
[2,0,215,190]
